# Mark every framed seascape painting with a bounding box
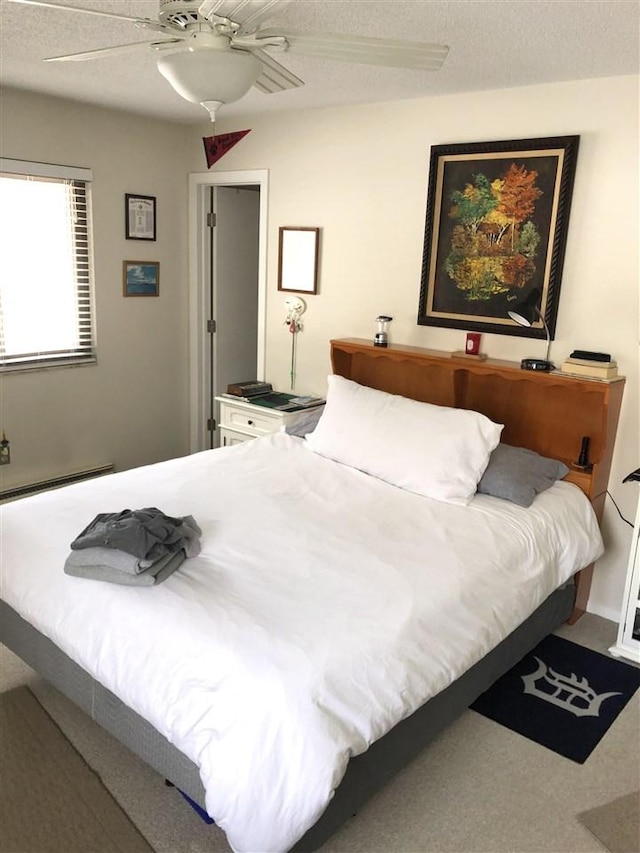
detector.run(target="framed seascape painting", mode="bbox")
[123,261,159,297]
[417,136,580,340]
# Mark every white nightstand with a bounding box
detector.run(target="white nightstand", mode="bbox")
[215,396,324,446]
[609,494,640,664]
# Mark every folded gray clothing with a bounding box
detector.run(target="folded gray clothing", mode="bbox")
[70,507,201,561]
[65,546,158,575]
[64,548,186,586]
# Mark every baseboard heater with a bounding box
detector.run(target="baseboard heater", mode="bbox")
[0,464,114,502]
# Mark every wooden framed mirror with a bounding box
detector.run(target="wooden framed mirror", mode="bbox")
[278,227,319,294]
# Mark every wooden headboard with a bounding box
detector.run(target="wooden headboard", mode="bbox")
[331,339,625,621]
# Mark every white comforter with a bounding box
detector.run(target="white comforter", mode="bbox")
[0,433,603,852]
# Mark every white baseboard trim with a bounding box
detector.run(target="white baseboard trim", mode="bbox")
[586,602,620,623]
[0,464,114,502]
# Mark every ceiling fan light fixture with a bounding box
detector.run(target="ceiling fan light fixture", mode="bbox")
[156,45,262,119]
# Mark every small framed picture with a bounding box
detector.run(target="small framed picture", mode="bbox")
[125,193,156,241]
[278,227,320,294]
[123,261,159,297]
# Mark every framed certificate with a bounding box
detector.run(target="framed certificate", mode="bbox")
[125,194,156,241]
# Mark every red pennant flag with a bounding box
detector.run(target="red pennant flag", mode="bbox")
[202,129,251,168]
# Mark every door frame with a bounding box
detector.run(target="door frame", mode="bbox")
[188,169,269,453]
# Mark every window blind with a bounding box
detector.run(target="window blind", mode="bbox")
[0,159,96,371]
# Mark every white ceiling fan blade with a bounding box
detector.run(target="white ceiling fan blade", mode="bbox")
[250,49,303,93]
[198,0,291,34]
[44,40,183,63]
[6,0,169,30]
[257,29,449,70]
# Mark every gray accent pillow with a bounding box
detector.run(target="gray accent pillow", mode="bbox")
[477,443,569,507]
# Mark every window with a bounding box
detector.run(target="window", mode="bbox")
[0,158,96,371]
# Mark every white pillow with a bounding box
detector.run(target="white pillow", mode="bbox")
[305,375,503,505]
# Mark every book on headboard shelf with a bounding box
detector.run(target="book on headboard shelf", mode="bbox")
[560,359,619,380]
[557,361,620,381]
[565,356,617,369]
[569,349,612,363]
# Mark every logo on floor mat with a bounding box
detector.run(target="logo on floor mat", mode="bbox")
[521,657,622,718]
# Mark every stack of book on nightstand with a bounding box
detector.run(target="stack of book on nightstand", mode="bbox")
[560,351,618,381]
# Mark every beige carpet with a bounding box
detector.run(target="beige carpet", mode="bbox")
[0,686,153,853]
[578,791,640,853]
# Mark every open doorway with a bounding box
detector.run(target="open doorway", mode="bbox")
[188,169,268,453]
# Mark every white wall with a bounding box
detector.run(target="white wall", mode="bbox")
[191,75,639,619]
[0,90,192,486]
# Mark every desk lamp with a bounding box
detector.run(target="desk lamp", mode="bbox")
[507,290,554,372]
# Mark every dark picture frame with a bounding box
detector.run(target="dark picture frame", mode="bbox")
[277,227,320,294]
[123,261,159,297]
[417,136,580,340]
[125,193,156,241]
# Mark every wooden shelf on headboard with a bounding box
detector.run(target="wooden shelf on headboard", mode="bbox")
[330,338,625,622]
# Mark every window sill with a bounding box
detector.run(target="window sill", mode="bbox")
[0,357,97,374]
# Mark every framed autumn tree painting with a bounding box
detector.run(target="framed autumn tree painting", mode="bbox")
[417,136,579,339]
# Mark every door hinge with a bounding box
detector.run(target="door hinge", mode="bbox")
[206,212,217,228]
[207,417,216,432]
[207,319,216,333]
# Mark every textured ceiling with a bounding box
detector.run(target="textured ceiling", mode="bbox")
[0,0,638,125]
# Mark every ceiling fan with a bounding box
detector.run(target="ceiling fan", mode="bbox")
[8,0,449,124]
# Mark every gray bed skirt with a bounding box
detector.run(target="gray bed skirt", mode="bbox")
[0,582,574,852]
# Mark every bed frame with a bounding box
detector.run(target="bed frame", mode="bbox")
[0,339,625,852]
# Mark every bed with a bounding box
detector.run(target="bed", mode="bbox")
[0,338,625,853]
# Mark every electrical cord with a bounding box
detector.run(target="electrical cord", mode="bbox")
[606,490,633,527]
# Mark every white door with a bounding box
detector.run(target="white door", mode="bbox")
[207,185,260,448]
[188,169,268,455]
